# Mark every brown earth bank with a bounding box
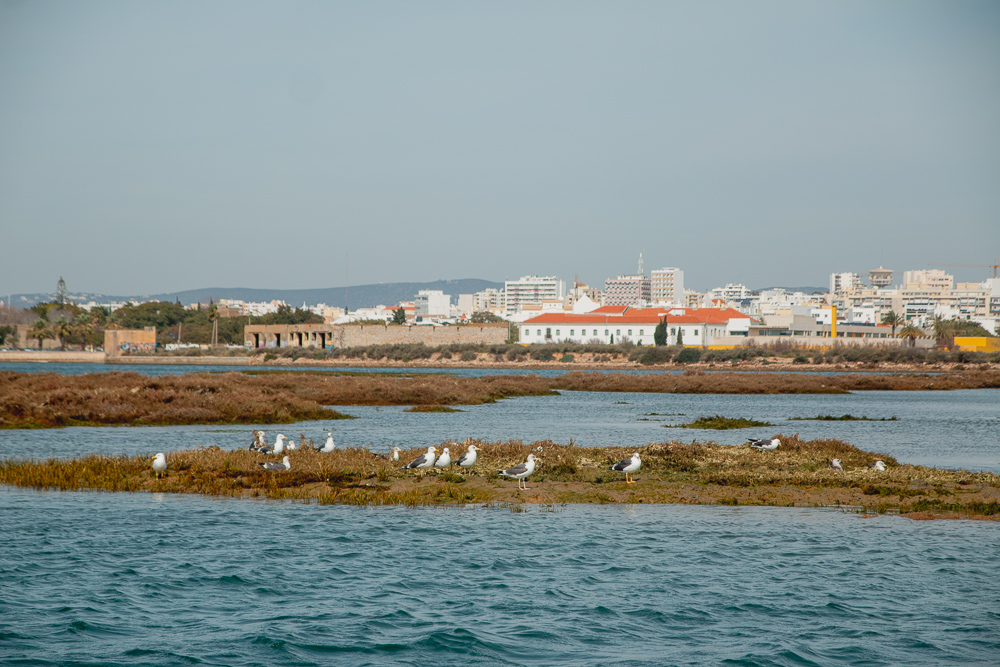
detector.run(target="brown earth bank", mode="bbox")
[2,369,999,429]
[2,436,997,520]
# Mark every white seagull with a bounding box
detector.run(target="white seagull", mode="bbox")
[402,446,437,471]
[499,454,537,490]
[435,447,452,469]
[868,460,886,471]
[749,438,780,451]
[830,458,844,472]
[609,452,641,484]
[316,433,335,453]
[260,456,291,472]
[249,431,266,451]
[151,453,167,478]
[259,434,287,455]
[391,446,402,461]
[455,445,478,468]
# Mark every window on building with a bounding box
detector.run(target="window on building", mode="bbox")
[593,329,597,336]
[605,330,609,335]
[639,330,644,335]
[616,330,621,336]
[537,330,541,336]
[570,329,574,336]
[556,330,560,336]
[628,329,632,336]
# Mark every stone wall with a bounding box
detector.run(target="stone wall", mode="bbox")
[105,329,157,357]
[244,323,509,349]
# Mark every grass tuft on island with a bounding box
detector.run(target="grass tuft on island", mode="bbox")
[2,436,997,520]
[790,414,899,421]
[666,415,773,430]
[404,405,464,413]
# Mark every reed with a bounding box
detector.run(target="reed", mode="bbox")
[665,415,773,430]
[2,436,997,519]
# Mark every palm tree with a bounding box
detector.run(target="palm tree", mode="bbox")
[29,319,52,350]
[73,312,93,350]
[54,317,73,350]
[899,324,922,348]
[931,315,954,345]
[880,310,904,337]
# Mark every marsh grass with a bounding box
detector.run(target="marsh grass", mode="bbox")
[666,415,773,430]
[404,405,463,413]
[2,435,997,518]
[4,369,1000,429]
[790,414,899,421]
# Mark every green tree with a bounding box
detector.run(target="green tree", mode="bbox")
[392,307,407,325]
[470,311,504,323]
[653,316,668,346]
[899,324,922,347]
[880,310,904,337]
[0,325,13,347]
[72,312,93,349]
[29,319,52,349]
[56,277,68,306]
[54,317,72,350]
[676,326,684,346]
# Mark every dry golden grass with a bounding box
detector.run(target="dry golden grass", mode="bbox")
[2,436,997,519]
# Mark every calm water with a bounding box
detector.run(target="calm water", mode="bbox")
[3,390,999,473]
[1,489,997,666]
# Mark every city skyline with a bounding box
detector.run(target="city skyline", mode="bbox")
[2,1,998,295]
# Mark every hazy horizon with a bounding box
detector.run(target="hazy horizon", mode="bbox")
[2,1,998,295]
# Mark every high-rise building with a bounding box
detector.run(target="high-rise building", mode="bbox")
[604,275,651,307]
[415,290,450,317]
[504,275,564,315]
[830,272,863,295]
[868,266,893,288]
[650,268,685,305]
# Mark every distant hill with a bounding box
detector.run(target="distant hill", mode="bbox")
[8,279,504,311]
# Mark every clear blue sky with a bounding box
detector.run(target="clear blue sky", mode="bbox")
[1,0,998,295]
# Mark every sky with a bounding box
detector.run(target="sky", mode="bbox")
[1,0,998,296]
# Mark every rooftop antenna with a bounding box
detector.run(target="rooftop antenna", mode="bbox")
[345,253,349,314]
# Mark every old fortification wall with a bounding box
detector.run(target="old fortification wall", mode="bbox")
[244,323,509,349]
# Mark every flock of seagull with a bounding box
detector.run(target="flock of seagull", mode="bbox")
[148,431,887,483]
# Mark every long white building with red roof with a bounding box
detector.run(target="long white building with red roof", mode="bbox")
[517,305,754,346]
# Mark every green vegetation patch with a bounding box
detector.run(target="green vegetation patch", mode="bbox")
[404,405,464,413]
[790,414,898,421]
[666,415,773,430]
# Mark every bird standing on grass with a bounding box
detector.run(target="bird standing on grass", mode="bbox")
[749,438,780,450]
[830,459,844,472]
[316,433,335,453]
[455,445,478,468]
[499,454,537,490]
[609,452,641,484]
[260,434,287,455]
[151,453,167,478]
[402,446,437,472]
[435,447,452,469]
[260,456,291,472]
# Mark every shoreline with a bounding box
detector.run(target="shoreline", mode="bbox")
[2,437,997,520]
[0,350,990,375]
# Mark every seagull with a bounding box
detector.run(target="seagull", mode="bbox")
[435,447,452,468]
[535,445,544,452]
[249,431,266,451]
[391,446,402,461]
[455,445,478,468]
[260,456,291,472]
[609,452,641,484]
[830,458,844,472]
[868,460,886,471]
[402,446,437,471]
[316,433,335,453]
[151,453,167,478]
[749,438,780,450]
[499,454,537,490]
[374,446,403,461]
[259,434,287,455]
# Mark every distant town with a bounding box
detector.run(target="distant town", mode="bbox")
[1,257,998,353]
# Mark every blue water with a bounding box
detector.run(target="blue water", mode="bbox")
[1,489,997,666]
[4,390,999,473]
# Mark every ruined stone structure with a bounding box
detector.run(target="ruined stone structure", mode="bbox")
[244,323,509,349]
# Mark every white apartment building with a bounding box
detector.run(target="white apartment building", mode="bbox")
[504,275,564,316]
[472,288,505,314]
[604,275,651,307]
[650,268,684,305]
[830,272,863,295]
[415,290,451,318]
[902,269,953,293]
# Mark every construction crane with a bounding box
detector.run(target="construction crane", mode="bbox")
[928,260,1000,279]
